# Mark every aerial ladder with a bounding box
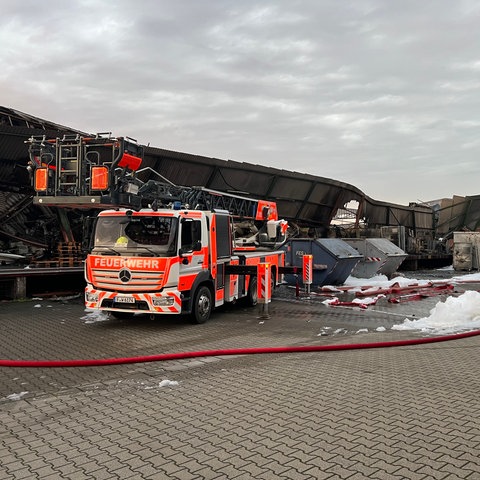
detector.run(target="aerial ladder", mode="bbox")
[26,133,287,249]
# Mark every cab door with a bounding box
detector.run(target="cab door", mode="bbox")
[178,218,205,291]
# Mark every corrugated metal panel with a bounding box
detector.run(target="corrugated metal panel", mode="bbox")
[0,191,51,248]
[0,106,88,134]
[433,195,480,236]
[0,106,444,258]
[143,146,368,228]
[463,197,480,231]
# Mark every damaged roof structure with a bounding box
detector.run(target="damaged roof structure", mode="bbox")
[0,105,478,261]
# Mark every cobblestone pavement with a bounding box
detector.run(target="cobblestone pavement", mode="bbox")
[1,282,479,479]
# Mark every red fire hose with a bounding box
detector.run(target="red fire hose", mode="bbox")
[1,329,480,368]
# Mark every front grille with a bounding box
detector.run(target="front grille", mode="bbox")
[92,269,164,292]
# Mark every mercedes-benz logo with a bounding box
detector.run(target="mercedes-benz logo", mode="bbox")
[118,268,132,283]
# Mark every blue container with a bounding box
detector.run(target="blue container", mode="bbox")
[281,238,362,286]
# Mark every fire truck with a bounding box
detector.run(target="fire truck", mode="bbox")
[26,133,288,323]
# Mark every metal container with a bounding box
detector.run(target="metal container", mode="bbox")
[453,232,480,271]
[343,238,407,278]
[281,238,362,286]
[453,241,473,271]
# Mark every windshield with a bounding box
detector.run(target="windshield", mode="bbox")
[94,215,178,255]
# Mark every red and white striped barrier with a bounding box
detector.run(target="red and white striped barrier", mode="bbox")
[302,254,313,294]
[257,263,271,304]
[302,254,313,285]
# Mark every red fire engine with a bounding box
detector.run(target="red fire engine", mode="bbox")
[26,134,288,322]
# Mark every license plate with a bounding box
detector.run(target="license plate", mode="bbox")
[114,296,135,304]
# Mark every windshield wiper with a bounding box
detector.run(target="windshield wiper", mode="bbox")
[96,246,121,255]
[136,246,160,256]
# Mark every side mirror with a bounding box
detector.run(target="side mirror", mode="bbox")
[178,247,192,264]
[179,241,202,256]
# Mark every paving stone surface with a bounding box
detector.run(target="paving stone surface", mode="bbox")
[1,283,479,479]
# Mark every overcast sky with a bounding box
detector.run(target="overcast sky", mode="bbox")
[1,0,480,205]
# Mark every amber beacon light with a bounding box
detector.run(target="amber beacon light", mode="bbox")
[34,168,48,191]
[91,166,109,191]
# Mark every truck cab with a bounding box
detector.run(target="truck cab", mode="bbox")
[85,207,241,323]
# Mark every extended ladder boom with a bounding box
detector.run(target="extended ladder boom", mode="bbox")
[138,180,277,222]
[25,133,288,248]
[27,134,276,218]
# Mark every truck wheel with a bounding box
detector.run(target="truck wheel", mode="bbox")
[247,276,258,306]
[191,286,212,324]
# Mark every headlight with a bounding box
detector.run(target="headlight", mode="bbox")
[85,292,99,303]
[153,296,174,307]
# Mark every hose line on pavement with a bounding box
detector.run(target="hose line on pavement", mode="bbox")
[1,329,480,368]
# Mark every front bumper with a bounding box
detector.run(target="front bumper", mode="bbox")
[85,285,182,314]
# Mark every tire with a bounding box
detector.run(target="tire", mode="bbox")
[246,276,258,306]
[191,285,212,324]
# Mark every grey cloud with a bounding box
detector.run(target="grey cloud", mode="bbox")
[1,0,480,203]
